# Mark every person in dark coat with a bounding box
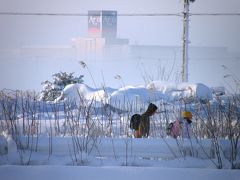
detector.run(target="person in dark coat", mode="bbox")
[138,103,158,138]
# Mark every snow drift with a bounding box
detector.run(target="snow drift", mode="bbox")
[55,81,213,108]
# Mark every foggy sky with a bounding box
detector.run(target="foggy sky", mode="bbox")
[0,0,240,91]
[0,0,240,51]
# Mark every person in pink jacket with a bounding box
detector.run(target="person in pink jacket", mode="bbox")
[168,111,193,139]
[170,120,181,138]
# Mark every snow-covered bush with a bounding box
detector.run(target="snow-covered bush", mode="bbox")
[39,72,84,101]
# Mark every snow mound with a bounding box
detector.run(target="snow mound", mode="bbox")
[109,85,165,106]
[55,81,213,107]
[55,83,116,105]
[147,81,212,101]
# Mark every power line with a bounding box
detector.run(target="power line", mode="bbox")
[190,13,240,16]
[0,12,240,17]
[0,12,180,16]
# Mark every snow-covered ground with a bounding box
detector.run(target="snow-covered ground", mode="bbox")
[1,165,240,180]
[0,81,239,180]
[1,135,240,180]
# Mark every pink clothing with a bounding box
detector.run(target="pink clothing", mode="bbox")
[170,120,181,138]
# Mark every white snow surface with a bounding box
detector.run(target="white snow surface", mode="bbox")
[56,81,213,107]
[146,81,213,101]
[1,165,239,180]
[0,135,240,180]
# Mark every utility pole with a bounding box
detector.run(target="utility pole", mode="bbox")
[182,0,195,82]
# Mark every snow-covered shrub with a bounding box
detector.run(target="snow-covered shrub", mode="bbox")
[65,101,102,166]
[40,72,84,101]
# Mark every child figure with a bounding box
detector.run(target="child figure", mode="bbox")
[167,111,193,139]
[170,120,181,138]
[180,111,193,139]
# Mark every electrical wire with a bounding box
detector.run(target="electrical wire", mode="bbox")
[190,13,240,16]
[0,12,240,17]
[0,12,180,16]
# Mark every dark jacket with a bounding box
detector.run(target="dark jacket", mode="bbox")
[139,103,157,137]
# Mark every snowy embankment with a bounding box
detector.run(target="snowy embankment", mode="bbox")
[55,81,213,108]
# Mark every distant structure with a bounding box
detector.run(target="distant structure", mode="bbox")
[88,11,117,42]
[72,10,129,57]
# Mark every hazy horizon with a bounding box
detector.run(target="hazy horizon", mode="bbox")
[0,0,240,92]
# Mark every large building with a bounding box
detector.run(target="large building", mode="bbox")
[72,10,129,57]
[88,11,117,40]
